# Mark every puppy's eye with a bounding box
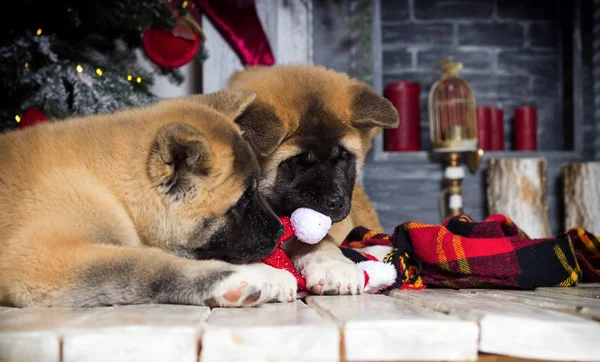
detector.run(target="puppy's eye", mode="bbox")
[335,147,353,161]
[238,187,252,207]
[289,152,317,168]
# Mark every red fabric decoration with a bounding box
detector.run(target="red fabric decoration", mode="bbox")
[19,107,50,129]
[405,214,598,288]
[262,216,376,294]
[261,217,307,292]
[143,26,200,69]
[199,0,275,66]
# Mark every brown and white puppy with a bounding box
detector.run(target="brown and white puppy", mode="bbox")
[227,65,399,295]
[0,90,297,308]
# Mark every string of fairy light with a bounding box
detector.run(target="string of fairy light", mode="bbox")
[15,20,144,124]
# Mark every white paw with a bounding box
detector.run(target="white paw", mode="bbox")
[206,264,297,307]
[302,258,365,295]
[264,264,298,303]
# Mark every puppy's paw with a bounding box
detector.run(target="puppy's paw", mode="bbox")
[265,265,298,303]
[302,258,364,295]
[205,264,296,308]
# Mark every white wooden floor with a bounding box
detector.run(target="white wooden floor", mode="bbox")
[1,284,599,362]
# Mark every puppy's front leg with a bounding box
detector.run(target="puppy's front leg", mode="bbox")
[282,235,364,295]
[1,238,296,308]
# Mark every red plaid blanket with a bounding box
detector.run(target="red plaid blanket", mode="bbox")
[341,214,600,290]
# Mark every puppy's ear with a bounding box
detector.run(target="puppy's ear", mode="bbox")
[195,89,257,120]
[349,83,400,129]
[234,102,286,157]
[148,123,214,195]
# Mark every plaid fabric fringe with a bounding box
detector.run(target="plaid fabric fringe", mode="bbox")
[340,214,600,290]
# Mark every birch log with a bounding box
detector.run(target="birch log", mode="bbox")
[563,162,600,235]
[486,158,552,238]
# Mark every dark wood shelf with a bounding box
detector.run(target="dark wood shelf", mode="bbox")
[372,150,584,163]
[369,135,584,164]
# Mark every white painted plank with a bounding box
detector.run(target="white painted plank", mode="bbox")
[0,333,59,362]
[306,294,478,361]
[276,0,313,65]
[200,301,339,362]
[202,15,244,94]
[254,0,278,55]
[535,286,600,299]
[575,282,600,288]
[389,289,600,361]
[462,289,600,320]
[0,307,108,362]
[62,304,210,362]
[0,307,108,331]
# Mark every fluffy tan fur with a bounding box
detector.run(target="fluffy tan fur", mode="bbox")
[0,90,297,307]
[228,65,399,296]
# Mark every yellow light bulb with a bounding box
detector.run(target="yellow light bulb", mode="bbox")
[136,77,142,83]
[36,28,42,36]
[15,115,21,123]
[24,63,29,68]
[76,65,83,73]
[96,68,103,76]
[67,7,72,12]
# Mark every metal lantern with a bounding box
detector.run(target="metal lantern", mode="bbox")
[428,58,483,219]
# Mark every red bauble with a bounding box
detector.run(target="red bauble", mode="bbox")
[19,107,50,129]
[142,26,200,69]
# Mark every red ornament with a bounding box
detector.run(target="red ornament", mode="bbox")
[142,0,275,69]
[142,26,200,69]
[142,0,203,69]
[19,107,50,129]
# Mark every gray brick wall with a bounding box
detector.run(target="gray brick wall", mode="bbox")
[312,0,597,234]
[594,0,600,159]
[381,0,562,151]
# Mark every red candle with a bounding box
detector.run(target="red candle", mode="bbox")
[476,106,492,150]
[514,106,538,151]
[384,81,421,151]
[489,107,504,151]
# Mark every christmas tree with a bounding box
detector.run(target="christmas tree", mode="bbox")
[0,0,204,133]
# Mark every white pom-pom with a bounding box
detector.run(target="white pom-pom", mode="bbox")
[290,208,332,244]
[358,260,397,293]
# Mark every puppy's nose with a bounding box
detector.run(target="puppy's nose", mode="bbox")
[325,195,344,211]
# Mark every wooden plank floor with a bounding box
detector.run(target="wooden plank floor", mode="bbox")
[1,283,599,362]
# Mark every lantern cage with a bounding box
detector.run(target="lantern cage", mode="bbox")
[427,58,483,221]
[428,59,478,153]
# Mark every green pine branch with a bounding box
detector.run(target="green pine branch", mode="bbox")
[0,0,205,133]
